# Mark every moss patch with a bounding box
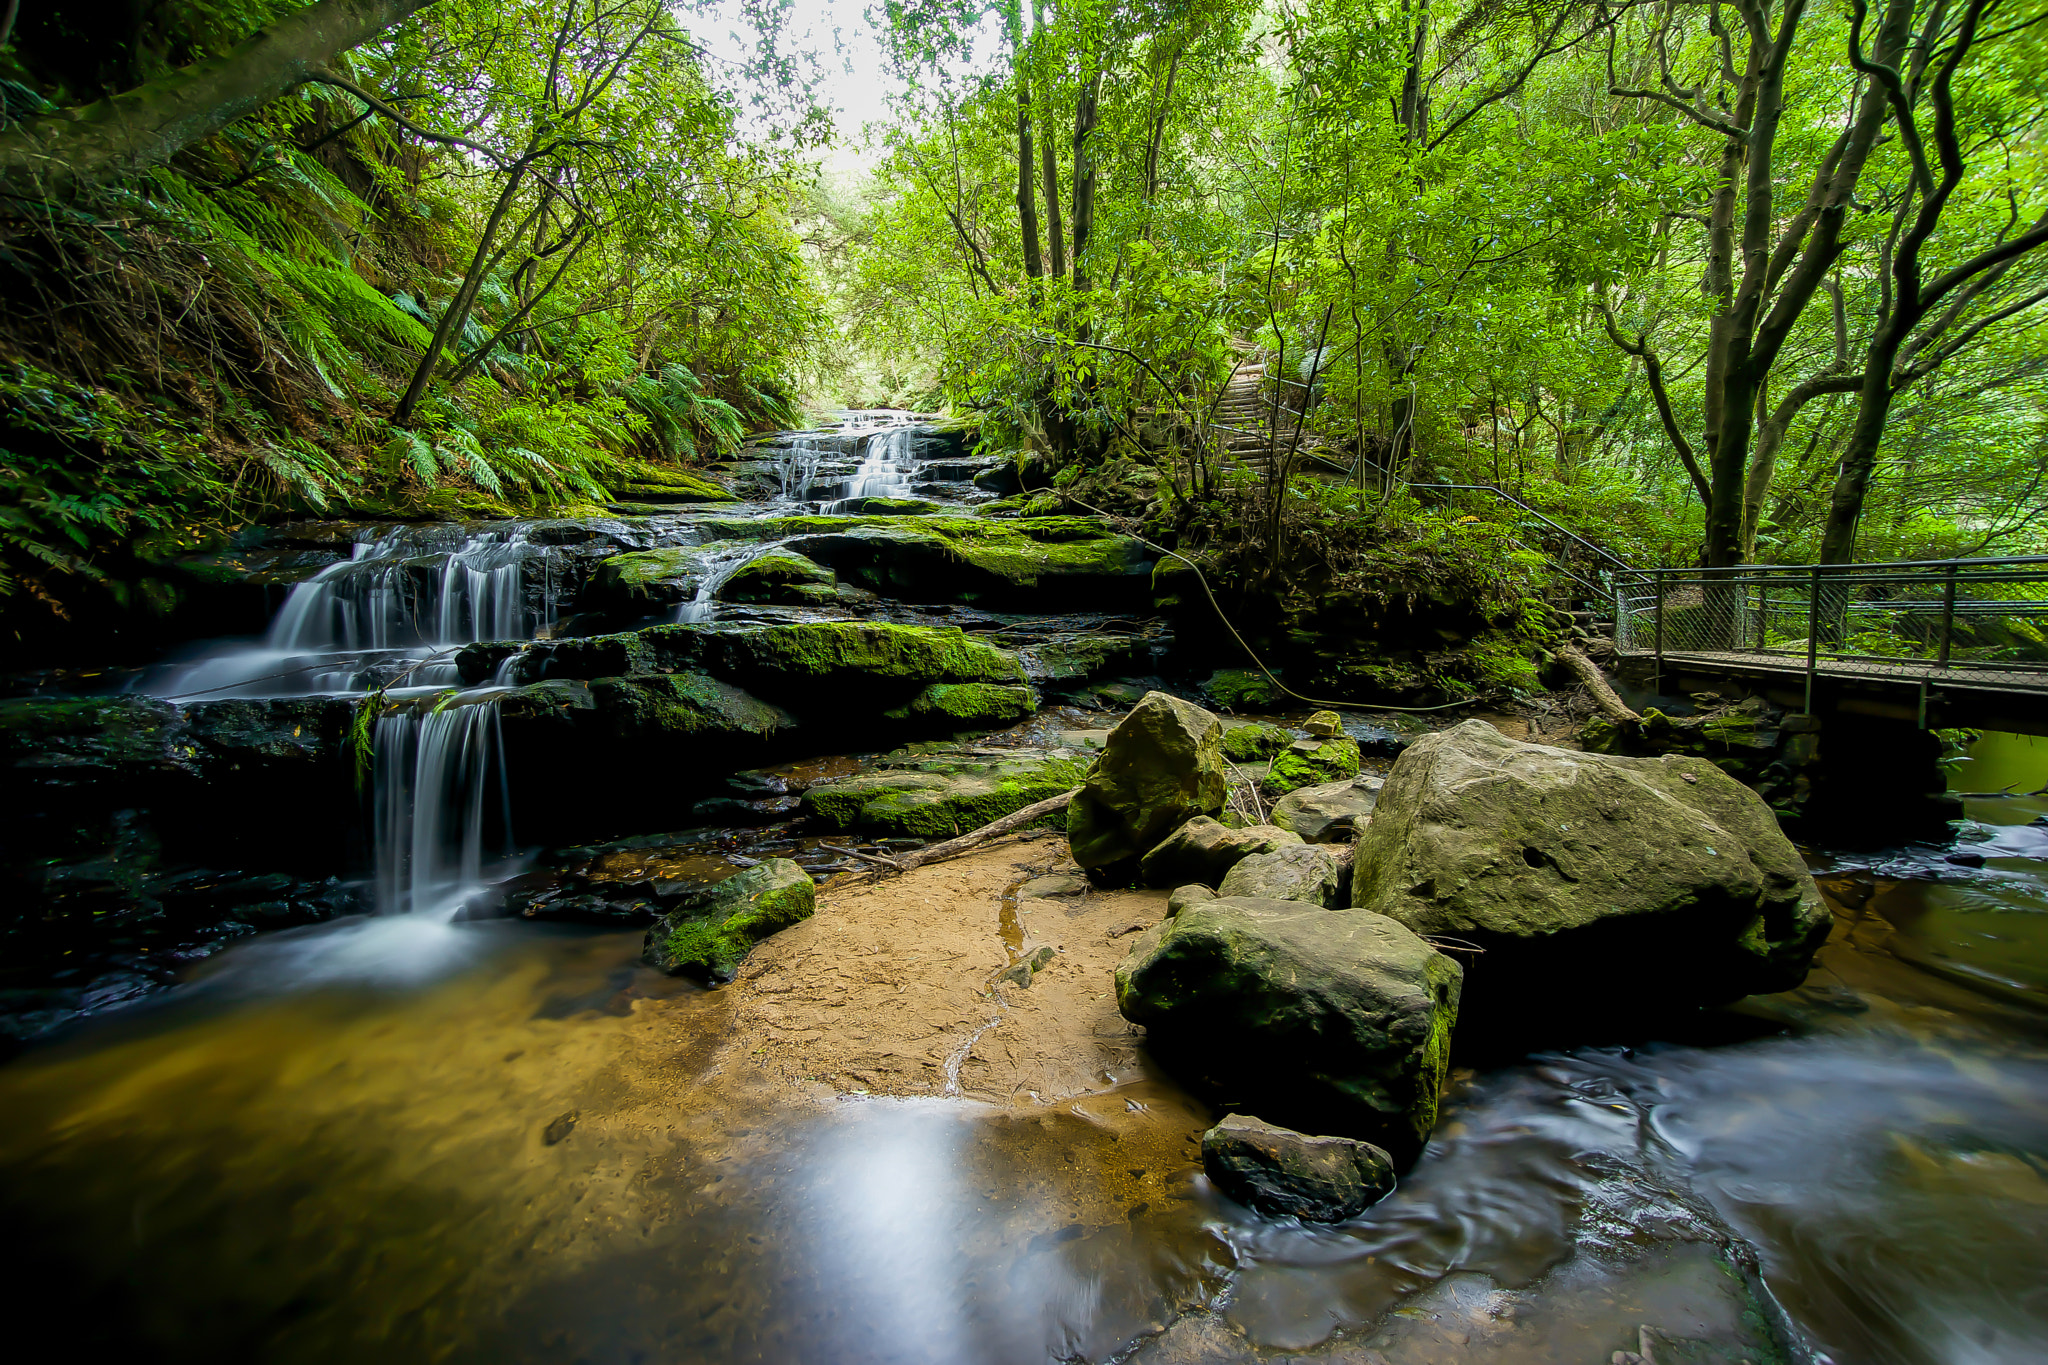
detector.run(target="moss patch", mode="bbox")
[1221,721,1292,763]
[1262,736,1361,797]
[883,682,1037,725]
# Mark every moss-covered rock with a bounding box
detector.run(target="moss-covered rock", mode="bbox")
[1137,815,1299,888]
[1114,897,1461,1162]
[1203,669,1282,710]
[1217,843,1349,908]
[1351,720,1829,1040]
[588,673,793,743]
[1263,734,1362,797]
[1067,691,1228,882]
[833,497,942,516]
[1221,721,1292,764]
[587,546,712,609]
[642,858,814,982]
[699,621,1028,696]
[713,551,836,606]
[799,750,1086,839]
[612,467,738,504]
[883,682,1037,726]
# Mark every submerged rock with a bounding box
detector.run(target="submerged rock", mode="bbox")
[643,858,815,982]
[1271,774,1385,844]
[1351,720,1829,1036]
[1067,691,1228,883]
[1201,1113,1396,1222]
[1137,816,1299,888]
[1217,843,1349,908]
[1115,897,1461,1159]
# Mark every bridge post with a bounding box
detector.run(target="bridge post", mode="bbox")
[1938,567,1956,668]
[1805,566,1820,714]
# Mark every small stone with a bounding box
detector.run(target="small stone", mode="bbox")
[1302,710,1345,739]
[1218,844,1348,908]
[542,1111,579,1145]
[1166,883,1217,917]
[1019,874,1089,899]
[1200,1113,1395,1221]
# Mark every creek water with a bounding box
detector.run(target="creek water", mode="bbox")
[0,735,2042,1363]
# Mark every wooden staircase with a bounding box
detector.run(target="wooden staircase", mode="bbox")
[1206,341,1348,477]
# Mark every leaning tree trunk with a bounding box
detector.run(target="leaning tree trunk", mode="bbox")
[0,0,440,196]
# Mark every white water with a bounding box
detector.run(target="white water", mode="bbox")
[828,426,917,509]
[371,692,518,920]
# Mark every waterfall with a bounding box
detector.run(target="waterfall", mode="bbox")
[370,693,515,919]
[774,436,823,501]
[827,427,916,510]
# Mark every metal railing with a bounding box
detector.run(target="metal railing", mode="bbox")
[1409,482,1636,610]
[1614,557,2048,708]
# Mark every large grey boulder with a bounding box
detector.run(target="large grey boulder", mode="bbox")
[1115,897,1461,1160]
[1271,775,1385,844]
[643,858,815,983]
[1138,816,1299,887]
[1218,844,1349,908]
[1067,692,1227,882]
[1201,1114,1395,1222]
[1351,720,1829,1035]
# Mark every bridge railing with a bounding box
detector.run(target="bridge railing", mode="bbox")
[1614,556,2048,700]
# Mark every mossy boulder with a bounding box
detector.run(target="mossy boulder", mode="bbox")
[1218,844,1350,907]
[1137,815,1300,888]
[699,621,1028,700]
[587,546,712,609]
[1263,734,1361,797]
[800,749,1087,839]
[1114,897,1462,1162]
[613,468,738,504]
[642,858,814,982]
[1221,721,1292,764]
[1203,669,1282,710]
[833,497,943,516]
[1271,775,1385,844]
[587,673,793,744]
[713,551,837,606]
[883,683,1037,726]
[1201,1114,1396,1223]
[1350,720,1830,1040]
[1067,691,1228,883]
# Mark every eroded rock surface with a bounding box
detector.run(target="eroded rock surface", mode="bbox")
[1270,775,1384,844]
[643,858,816,982]
[1217,844,1349,908]
[1138,816,1299,887]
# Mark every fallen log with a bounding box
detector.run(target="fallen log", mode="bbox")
[1556,643,1641,725]
[893,788,1080,872]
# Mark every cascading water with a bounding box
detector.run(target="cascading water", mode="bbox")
[828,426,917,509]
[371,694,516,920]
[774,436,824,501]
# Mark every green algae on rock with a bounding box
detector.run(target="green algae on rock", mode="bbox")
[643,858,815,982]
[1114,896,1461,1161]
[587,546,712,609]
[588,673,793,743]
[1067,691,1228,882]
[1220,720,1292,764]
[799,749,1087,839]
[1202,668,1283,710]
[712,551,837,606]
[1262,732,1362,797]
[882,683,1037,726]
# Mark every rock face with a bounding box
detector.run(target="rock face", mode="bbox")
[1271,775,1385,844]
[1115,897,1462,1160]
[1166,884,1217,917]
[1218,844,1349,908]
[1137,816,1299,887]
[643,858,816,982]
[1201,1114,1396,1222]
[587,546,709,609]
[1067,692,1228,882]
[1350,720,1830,1034]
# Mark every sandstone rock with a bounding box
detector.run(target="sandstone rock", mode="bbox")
[1137,815,1300,887]
[1350,720,1829,1035]
[1263,733,1362,797]
[1166,884,1217,917]
[1221,721,1292,764]
[1019,874,1088,899]
[883,682,1037,726]
[713,551,836,606]
[1302,710,1345,739]
[1271,775,1385,843]
[1115,897,1461,1159]
[1201,1113,1396,1222]
[801,748,1087,839]
[1218,843,1349,908]
[1067,692,1227,882]
[586,546,711,609]
[643,858,815,982]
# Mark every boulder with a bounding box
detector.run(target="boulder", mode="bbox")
[1221,721,1292,764]
[1271,775,1385,844]
[1218,844,1349,908]
[1263,733,1362,797]
[1166,884,1217,917]
[586,546,711,609]
[713,551,837,606]
[643,858,815,982]
[883,682,1037,726]
[1067,692,1228,882]
[1019,874,1088,900]
[1115,897,1461,1160]
[1350,720,1830,1036]
[801,749,1087,839]
[1137,816,1300,888]
[1201,1114,1396,1222]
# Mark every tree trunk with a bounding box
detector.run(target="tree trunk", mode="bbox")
[1069,67,1102,296]
[0,0,439,195]
[394,160,529,423]
[1016,77,1043,280]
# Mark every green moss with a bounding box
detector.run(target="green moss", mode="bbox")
[802,753,1087,838]
[589,672,788,739]
[883,682,1037,725]
[649,860,816,981]
[1221,721,1291,763]
[714,551,836,605]
[707,621,1027,687]
[590,546,709,605]
[1204,669,1281,710]
[1262,735,1361,797]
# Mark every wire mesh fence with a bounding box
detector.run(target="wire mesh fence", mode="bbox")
[1614,557,2048,694]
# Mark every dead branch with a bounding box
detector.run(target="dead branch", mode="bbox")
[1557,643,1641,725]
[893,788,1079,872]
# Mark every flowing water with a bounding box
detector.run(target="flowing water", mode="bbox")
[0,735,2042,1363]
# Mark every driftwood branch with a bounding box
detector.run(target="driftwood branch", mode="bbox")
[893,788,1079,872]
[1557,644,1641,725]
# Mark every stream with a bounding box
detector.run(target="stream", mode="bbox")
[0,417,2044,1363]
